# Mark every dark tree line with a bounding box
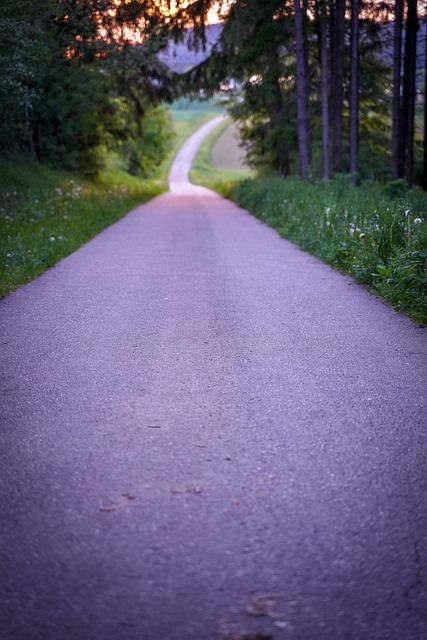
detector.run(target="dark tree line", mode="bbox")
[0,0,177,174]
[180,0,425,186]
[1,0,425,186]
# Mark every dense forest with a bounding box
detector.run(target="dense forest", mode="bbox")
[0,0,425,186]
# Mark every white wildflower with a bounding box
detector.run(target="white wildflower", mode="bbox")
[359,233,366,239]
[49,236,55,242]
[404,209,410,216]
[349,228,355,236]
[6,253,13,257]
[414,218,423,225]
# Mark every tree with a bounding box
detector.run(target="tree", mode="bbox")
[0,0,177,174]
[424,1,427,190]
[402,0,418,186]
[392,0,403,178]
[294,0,311,178]
[330,0,346,173]
[318,0,330,179]
[349,0,360,184]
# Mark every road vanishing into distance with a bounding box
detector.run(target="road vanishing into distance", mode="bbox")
[1,118,427,640]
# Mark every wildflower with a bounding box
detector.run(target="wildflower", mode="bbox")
[49,236,55,242]
[414,218,423,225]
[359,233,366,239]
[405,209,410,216]
[58,236,63,240]
[349,228,355,236]
[326,221,331,227]
[6,253,12,257]
[325,207,331,215]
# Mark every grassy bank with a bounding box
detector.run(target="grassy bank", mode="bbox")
[229,176,427,324]
[0,99,224,297]
[0,157,164,297]
[191,118,253,195]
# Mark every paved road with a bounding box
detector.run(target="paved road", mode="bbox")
[1,120,427,640]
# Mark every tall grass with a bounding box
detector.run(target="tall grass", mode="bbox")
[230,176,427,324]
[0,157,163,297]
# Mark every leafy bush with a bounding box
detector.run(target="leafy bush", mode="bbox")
[122,106,175,178]
[231,176,427,324]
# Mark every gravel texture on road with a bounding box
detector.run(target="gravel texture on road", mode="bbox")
[1,119,427,640]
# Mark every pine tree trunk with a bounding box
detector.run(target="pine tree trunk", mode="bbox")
[330,0,346,174]
[349,0,359,185]
[294,0,310,179]
[320,0,330,179]
[424,9,427,191]
[404,0,418,187]
[392,0,403,179]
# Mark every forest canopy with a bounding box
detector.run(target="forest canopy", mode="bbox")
[0,0,425,186]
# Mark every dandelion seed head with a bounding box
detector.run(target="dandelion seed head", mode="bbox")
[49,236,55,242]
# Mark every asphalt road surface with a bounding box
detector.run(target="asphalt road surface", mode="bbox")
[1,119,427,640]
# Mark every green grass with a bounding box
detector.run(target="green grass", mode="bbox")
[0,99,225,297]
[191,117,253,196]
[0,157,163,297]
[229,175,427,324]
[160,99,226,180]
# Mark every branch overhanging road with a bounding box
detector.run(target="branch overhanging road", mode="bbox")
[1,118,427,640]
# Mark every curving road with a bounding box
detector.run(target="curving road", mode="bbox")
[1,119,427,640]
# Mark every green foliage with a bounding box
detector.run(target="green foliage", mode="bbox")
[122,106,175,177]
[0,16,48,155]
[0,0,176,175]
[231,176,427,323]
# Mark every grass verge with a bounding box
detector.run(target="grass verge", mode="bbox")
[228,175,427,324]
[0,100,224,297]
[0,157,164,297]
[191,118,253,195]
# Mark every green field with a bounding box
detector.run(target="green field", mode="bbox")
[190,117,253,194]
[211,121,249,171]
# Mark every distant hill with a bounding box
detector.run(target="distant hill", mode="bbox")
[159,19,426,75]
[159,24,222,74]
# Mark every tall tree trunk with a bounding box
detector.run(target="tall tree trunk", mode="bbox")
[330,0,346,173]
[404,0,418,187]
[424,6,427,191]
[349,0,359,185]
[392,0,403,179]
[294,0,310,178]
[319,0,330,179]
[272,76,290,177]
